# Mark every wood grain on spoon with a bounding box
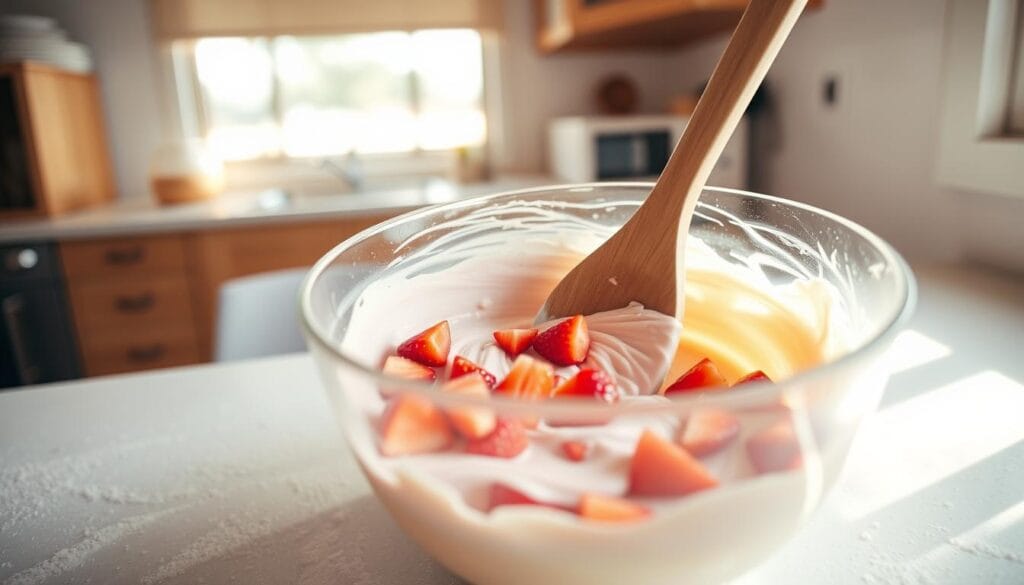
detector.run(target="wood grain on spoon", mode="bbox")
[538,0,808,323]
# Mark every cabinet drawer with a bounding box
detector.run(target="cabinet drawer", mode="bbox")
[61,235,186,281]
[69,275,195,336]
[78,324,200,376]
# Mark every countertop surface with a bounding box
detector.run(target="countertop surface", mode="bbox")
[0,175,553,243]
[1,265,1023,584]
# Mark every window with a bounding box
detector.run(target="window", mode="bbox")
[175,29,486,163]
[937,0,1024,198]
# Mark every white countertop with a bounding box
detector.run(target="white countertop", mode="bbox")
[1,265,1022,584]
[0,175,553,243]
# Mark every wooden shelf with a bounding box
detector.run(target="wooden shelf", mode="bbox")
[0,62,116,218]
[535,0,822,53]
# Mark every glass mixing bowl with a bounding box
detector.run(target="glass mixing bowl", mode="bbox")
[300,184,915,585]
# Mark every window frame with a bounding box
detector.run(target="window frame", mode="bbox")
[169,30,495,191]
[936,0,1024,198]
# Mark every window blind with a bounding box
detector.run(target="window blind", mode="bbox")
[149,0,504,40]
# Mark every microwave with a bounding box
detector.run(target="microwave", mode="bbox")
[548,115,748,189]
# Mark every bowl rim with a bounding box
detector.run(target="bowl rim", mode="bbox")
[299,182,917,417]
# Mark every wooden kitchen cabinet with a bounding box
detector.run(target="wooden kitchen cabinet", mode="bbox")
[535,0,822,53]
[0,63,116,218]
[61,234,201,376]
[59,214,397,376]
[186,215,395,361]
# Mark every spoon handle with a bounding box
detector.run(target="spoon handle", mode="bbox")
[645,0,809,227]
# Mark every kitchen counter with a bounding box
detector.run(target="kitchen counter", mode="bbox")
[1,265,1022,584]
[0,175,553,243]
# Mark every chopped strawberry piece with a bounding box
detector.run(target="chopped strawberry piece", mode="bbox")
[488,483,545,510]
[442,374,496,439]
[561,440,590,462]
[735,370,772,385]
[379,395,453,456]
[533,315,590,366]
[664,358,728,395]
[487,484,572,513]
[450,355,497,389]
[747,420,803,473]
[578,493,650,523]
[396,321,451,367]
[382,355,436,382]
[493,328,539,357]
[466,418,528,458]
[495,354,554,399]
[628,429,718,496]
[679,408,740,457]
[553,369,620,404]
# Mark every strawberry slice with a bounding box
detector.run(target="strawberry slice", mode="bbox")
[488,483,545,510]
[679,408,740,457]
[578,493,650,523]
[450,355,497,389]
[442,373,496,439]
[379,395,453,456]
[466,418,528,458]
[561,440,590,462]
[493,328,539,357]
[396,320,451,367]
[553,369,620,404]
[747,420,803,473]
[487,483,572,513]
[628,429,718,496]
[382,355,436,381]
[664,358,728,395]
[533,315,590,366]
[735,370,772,385]
[495,354,554,399]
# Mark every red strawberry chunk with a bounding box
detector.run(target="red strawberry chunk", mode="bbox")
[578,493,650,523]
[735,370,772,385]
[664,358,728,395]
[442,373,496,439]
[533,315,590,366]
[487,483,572,513]
[561,440,590,462]
[495,354,554,399]
[493,328,538,357]
[553,369,620,404]
[379,395,453,456]
[397,321,451,367]
[628,429,718,496]
[488,483,544,510]
[451,355,497,389]
[747,420,803,473]
[679,408,740,457]
[466,418,528,458]
[382,355,436,381]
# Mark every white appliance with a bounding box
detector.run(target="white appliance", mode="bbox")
[549,115,748,189]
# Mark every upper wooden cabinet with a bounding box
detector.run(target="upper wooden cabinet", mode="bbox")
[0,63,116,219]
[535,0,822,53]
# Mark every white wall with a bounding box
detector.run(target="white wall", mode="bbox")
[495,0,682,173]
[0,0,162,199]
[666,0,1024,270]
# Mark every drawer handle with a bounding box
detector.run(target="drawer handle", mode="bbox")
[126,343,165,363]
[104,245,145,266]
[114,292,155,313]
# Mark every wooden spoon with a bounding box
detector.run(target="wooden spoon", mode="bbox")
[538,0,808,323]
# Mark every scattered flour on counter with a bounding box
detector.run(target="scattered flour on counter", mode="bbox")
[141,516,277,584]
[2,507,180,585]
[948,538,1024,565]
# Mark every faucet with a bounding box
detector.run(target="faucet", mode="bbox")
[318,152,364,192]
